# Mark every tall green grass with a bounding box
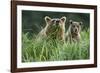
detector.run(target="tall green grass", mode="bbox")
[22,29,90,62]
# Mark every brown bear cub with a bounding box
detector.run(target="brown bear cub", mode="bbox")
[65,20,82,42]
[38,16,66,42]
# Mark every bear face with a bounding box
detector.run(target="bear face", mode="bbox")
[45,16,66,31]
[69,20,82,35]
[65,20,82,42]
[44,16,66,40]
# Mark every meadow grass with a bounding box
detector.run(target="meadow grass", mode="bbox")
[22,29,90,62]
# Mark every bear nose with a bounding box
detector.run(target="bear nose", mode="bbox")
[75,29,78,32]
[56,20,60,24]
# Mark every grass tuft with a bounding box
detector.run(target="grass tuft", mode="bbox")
[22,29,90,62]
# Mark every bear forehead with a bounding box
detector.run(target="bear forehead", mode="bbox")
[72,22,80,25]
[51,18,60,21]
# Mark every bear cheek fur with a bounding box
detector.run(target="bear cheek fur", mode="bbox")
[58,22,65,41]
[45,25,52,36]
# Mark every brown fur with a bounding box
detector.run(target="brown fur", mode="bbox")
[38,16,66,42]
[65,20,82,42]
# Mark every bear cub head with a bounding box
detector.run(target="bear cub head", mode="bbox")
[69,20,82,35]
[65,20,83,42]
[45,16,66,40]
[45,16,66,30]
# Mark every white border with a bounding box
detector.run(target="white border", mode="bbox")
[17,5,94,68]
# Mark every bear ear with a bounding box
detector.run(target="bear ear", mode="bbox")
[60,16,66,22]
[45,16,51,23]
[69,20,73,24]
[80,22,83,25]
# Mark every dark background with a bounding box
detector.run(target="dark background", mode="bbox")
[22,10,90,36]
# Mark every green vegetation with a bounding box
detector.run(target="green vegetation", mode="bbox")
[22,29,90,62]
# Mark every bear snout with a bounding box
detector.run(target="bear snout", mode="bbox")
[56,20,60,25]
[75,29,78,32]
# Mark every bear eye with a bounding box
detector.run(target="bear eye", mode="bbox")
[73,25,75,27]
[52,20,55,23]
[77,25,79,28]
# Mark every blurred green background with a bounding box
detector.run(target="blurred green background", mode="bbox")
[22,10,90,36]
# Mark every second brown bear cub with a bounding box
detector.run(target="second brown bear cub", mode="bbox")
[65,20,82,42]
[38,16,66,42]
